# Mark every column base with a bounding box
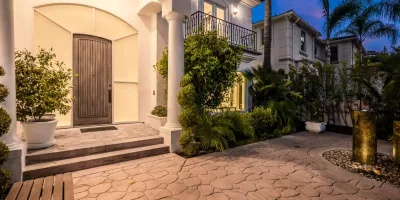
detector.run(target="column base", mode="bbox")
[159,126,182,153]
[2,141,26,182]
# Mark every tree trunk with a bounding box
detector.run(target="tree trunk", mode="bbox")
[263,0,272,68]
[326,39,331,65]
[393,121,400,165]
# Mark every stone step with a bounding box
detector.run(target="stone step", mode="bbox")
[23,144,170,180]
[26,136,164,165]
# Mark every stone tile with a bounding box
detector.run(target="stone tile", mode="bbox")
[207,192,229,200]
[89,183,111,194]
[74,185,89,193]
[97,192,126,200]
[198,185,214,196]
[257,188,284,199]
[174,188,200,200]
[144,180,160,190]
[296,185,320,197]
[198,174,217,184]
[132,173,154,182]
[223,190,247,199]
[129,182,146,192]
[183,177,201,187]
[281,188,300,198]
[212,170,228,178]
[332,182,359,194]
[167,182,188,195]
[122,192,145,200]
[75,176,108,186]
[74,191,89,200]
[210,178,233,190]
[109,171,129,181]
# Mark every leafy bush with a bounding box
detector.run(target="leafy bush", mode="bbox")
[156,29,243,109]
[245,107,277,139]
[15,48,73,122]
[0,65,11,198]
[174,30,245,157]
[151,105,167,117]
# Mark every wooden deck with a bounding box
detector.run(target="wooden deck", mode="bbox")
[6,173,74,200]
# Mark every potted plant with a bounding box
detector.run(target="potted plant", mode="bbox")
[305,105,326,133]
[147,105,167,130]
[15,48,73,149]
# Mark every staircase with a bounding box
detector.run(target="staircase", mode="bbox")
[23,136,169,180]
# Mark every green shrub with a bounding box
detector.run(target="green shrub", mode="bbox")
[174,30,244,157]
[0,168,11,200]
[220,111,254,141]
[0,84,9,102]
[151,105,167,117]
[0,65,11,198]
[245,107,278,139]
[0,108,11,136]
[15,48,73,122]
[0,142,10,168]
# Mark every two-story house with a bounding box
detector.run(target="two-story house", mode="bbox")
[251,10,364,71]
[1,0,262,180]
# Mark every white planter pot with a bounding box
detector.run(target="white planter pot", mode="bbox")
[147,114,167,131]
[305,121,326,133]
[21,120,57,150]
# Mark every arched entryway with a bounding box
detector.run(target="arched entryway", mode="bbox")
[33,4,139,126]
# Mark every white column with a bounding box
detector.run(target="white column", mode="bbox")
[159,11,185,153]
[164,11,185,128]
[0,0,25,182]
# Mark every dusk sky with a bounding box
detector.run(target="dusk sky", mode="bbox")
[251,0,400,51]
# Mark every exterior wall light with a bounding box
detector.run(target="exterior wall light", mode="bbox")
[233,7,238,15]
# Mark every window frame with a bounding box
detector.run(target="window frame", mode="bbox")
[202,0,227,21]
[300,30,306,52]
[330,46,339,63]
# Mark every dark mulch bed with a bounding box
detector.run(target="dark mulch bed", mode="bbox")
[326,125,352,135]
[323,149,400,187]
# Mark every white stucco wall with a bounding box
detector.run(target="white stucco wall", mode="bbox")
[13,0,162,126]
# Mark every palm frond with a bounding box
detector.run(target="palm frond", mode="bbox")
[328,0,360,33]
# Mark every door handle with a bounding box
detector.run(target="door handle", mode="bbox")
[109,89,112,103]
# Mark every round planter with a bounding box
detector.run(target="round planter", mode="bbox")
[305,121,326,133]
[22,119,57,150]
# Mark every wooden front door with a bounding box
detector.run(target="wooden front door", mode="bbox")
[73,35,112,126]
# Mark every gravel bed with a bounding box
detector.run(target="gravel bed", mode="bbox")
[323,149,400,187]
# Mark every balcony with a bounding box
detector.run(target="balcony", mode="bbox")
[184,11,258,52]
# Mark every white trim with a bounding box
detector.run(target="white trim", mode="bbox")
[114,33,138,41]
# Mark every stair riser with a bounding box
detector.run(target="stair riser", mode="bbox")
[26,137,164,165]
[23,146,169,180]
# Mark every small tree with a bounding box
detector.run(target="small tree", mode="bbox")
[155,30,246,156]
[0,66,12,199]
[15,48,73,122]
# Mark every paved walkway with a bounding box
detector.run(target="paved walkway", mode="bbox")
[72,132,400,200]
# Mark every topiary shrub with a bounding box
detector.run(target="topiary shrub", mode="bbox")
[0,65,12,199]
[151,105,167,117]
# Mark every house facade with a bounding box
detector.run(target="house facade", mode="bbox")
[0,0,260,181]
[251,10,363,71]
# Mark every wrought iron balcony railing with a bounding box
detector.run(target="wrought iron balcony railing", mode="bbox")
[184,11,257,52]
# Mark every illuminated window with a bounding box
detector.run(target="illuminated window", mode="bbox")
[221,73,246,111]
[301,31,306,52]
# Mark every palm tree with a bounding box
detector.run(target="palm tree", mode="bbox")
[320,0,360,64]
[259,0,272,68]
[377,0,400,22]
[335,4,399,47]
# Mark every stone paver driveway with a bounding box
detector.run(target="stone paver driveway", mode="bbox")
[72,132,400,200]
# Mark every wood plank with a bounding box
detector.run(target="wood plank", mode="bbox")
[5,182,23,200]
[63,173,74,200]
[29,178,44,200]
[52,174,63,200]
[41,176,54,200]
[16,180,33,200]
